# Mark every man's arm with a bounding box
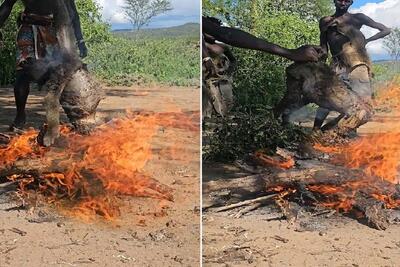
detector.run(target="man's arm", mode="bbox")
[0,0,17,28]
[357,13,391,43]
[66,0,87,58]
[319,17,331,60]
[202,16,321,62]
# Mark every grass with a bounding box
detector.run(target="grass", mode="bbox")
[86,23,200,87]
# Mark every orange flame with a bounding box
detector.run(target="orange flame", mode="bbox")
[309,80,400,212]
[0,111,199,221]
[254,151,295,169]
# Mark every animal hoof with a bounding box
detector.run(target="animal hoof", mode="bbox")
[37,125,59,147]
[42,135,55,147]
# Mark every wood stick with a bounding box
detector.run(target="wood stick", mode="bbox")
[233,203,263,219]
[213,194,278,212]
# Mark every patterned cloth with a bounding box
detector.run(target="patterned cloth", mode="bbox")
[16,13,58,70]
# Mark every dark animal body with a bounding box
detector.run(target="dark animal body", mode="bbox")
[275,62,373,135]
[1,0,103,146]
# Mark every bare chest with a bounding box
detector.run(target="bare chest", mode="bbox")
[327,15,366,45]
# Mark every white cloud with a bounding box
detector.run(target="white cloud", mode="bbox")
[95,0,200,24]
[351,0,400,59]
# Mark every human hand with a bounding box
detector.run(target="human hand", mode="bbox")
[77,40,88,58]
[287,45,324,62]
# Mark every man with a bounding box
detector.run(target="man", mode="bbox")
[313,0,391,131]
[202,16,322,66]
[202,16,322,117]
[0,0,88,130]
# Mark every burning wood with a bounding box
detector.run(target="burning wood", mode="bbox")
[0,111,199,220]
[204,159,400,230]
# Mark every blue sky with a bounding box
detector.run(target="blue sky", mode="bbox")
[352,0,385,8]
[95,0,200,30]
[95,0,398,60]
[350,0,400,60]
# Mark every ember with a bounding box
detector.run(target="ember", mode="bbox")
[0,111,199,220]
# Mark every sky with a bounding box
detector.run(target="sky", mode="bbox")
[94,0,200,30]
[94,0,397,60]
[351,0,400,60]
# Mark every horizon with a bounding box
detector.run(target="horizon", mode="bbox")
[95,0,398,60]
[95,0,200,31]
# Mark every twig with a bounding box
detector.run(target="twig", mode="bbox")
[0,133,10,142]
[233,203,263,219]
[46,241,80,250]
[271,235,289,243]
[0,181,18,195]
[0,181,17,188]
[2,246,17,254]
[214,194,278,212]
[9,228,27,236]
[312,209,336,217]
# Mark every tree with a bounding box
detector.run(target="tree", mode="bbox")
[383,27,400,62]
[123,0,173,31]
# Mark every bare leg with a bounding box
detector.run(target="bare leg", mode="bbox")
[12,70,31,129]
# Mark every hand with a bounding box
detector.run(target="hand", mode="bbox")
[287,45,323,62]
[77,41,88,58]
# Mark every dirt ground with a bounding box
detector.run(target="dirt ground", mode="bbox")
[202,109,400,267]
[0,85,200,266]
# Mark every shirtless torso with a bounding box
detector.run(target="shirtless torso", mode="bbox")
[313,0,391,131]
[321,13,370,68]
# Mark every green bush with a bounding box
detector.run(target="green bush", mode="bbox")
[203,0,331,160]
[203,0,331,109]
[86,35,199,87]
[204,108,306,162]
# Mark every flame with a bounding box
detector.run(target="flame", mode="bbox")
[308,80,400,212]
[0,111,199,221]
[0,130,45,167]
[267,81,400,214]
[254,151,295,169]
[315,82,400,185]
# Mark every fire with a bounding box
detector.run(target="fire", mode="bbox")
[0,111,199,221]
[0,129,45,167]
[308,80,400,212]
[254,151,295,169]
[314,82,400,184]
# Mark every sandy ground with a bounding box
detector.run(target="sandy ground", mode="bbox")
[202,109,400,267]
[0,85,200,266]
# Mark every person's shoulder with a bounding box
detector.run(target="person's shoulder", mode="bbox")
[351,13,370,20]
